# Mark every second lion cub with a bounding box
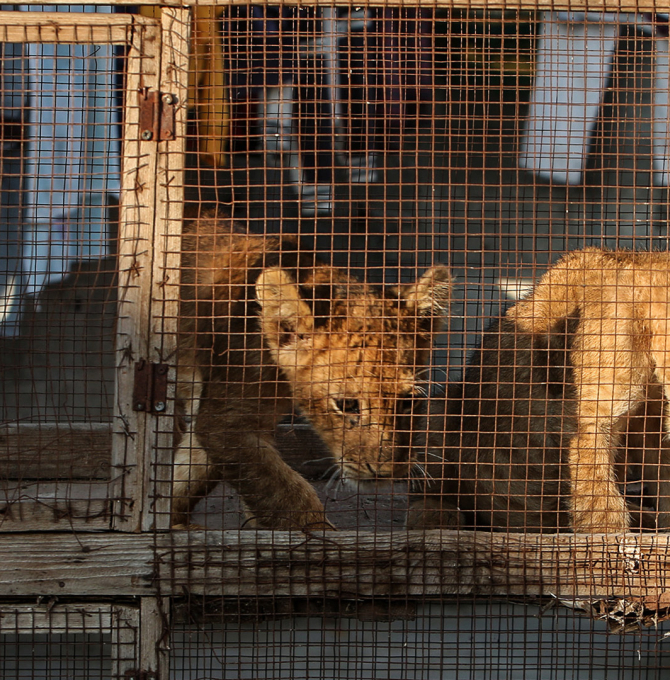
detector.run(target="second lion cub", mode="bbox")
[508,248,670,533]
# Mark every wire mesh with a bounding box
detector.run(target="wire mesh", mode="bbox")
[0,8,159,530]
[170,601,670,679]
[164,6,670,676]
[0,603,139,679]
[4,4,670,680]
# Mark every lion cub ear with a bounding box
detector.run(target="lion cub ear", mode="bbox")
[255,268,315,352]
[402,266,452,325]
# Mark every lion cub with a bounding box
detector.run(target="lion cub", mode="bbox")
[508,248,670,533]
[174,216,451,530]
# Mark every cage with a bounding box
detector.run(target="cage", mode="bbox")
[1,2,670,679]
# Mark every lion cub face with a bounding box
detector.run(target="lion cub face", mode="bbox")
[256,266,451,482]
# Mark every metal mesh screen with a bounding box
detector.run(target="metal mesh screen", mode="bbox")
[163,6,670,676]
[3,4,670,680]
[168,8,670,532]
[170,601,670,679]
[0,603,139,679]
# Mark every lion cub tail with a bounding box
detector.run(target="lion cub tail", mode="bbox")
[506,249,605,335]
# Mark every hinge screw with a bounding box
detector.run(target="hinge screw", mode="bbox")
[154,401,166,412]
[141,130,153,141]
[162,93,174,105]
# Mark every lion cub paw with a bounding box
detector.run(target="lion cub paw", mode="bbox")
[572,508,630,534]
[405,497,464,530]
[171,522,207,531]
[243,511,337,533]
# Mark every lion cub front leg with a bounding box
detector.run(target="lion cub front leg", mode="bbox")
[569,430,630,533]
[234,432,334,531]
[193,396,333,531]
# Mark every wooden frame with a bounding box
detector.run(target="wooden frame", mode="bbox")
[140,7,191,533]
[1,7,669,680]
[0,9,188,534]
[113,8,163,533]
[0,8,184,675]
[0,0,667,12]
[0,11,163,533]
[0,531,668,603]
[0,599,169,679]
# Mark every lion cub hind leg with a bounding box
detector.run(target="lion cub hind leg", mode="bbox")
[569,341,650,533]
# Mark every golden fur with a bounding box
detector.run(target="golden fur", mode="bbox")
[173,216,451,530]
[507,248,670,532]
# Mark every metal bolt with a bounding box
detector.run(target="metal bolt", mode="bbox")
[135,402,145,411]
[141,130,153,141]
[162,93,174,105]
[154,401,166,412]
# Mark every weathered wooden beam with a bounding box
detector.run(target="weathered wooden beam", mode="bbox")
[141,597,171,680]
[1,0,669,14]
[0,603,115,633]
[161,531,670,602]
[0,496,111,532]
[144,6,191,533]
[114,12,163,532]
[0,531,669,604]
[0,423,111,480]
[0,534,155,596]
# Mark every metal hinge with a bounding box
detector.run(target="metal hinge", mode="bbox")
[139,87,176,142]
[132,360,169,414]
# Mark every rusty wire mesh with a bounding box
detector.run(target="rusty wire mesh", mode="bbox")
[2,4,670,679]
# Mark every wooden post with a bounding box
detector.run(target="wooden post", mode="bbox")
[140,597,171,680]
[142,6,192,532]
[113,15,162,531]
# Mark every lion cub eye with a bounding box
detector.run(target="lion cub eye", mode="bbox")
[334,399,361,415]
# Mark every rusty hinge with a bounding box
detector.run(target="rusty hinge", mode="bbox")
[125,671,156,680]
[139,88,176,142]
[133,360,169,414]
